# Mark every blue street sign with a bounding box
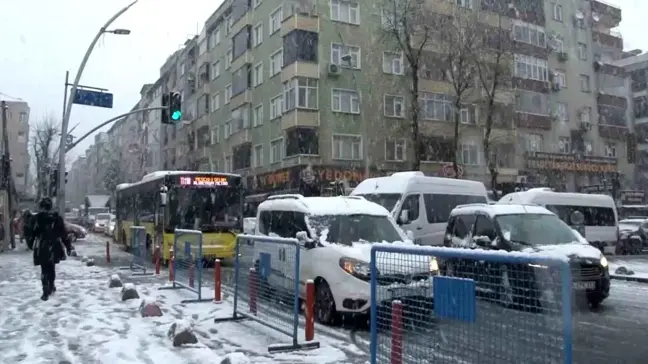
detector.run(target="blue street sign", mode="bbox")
[72,89,113,108]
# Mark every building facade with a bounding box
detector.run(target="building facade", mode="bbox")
[2,100,30,196]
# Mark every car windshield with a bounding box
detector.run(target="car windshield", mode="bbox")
[168,187,241,232]
[308,214,404,245]
[496,214,578,246]
[96,213,111,220]
[355,193,401,212]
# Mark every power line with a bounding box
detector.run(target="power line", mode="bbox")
[0,92,23,101]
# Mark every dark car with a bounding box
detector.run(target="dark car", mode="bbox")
[65,222,87,242]
[442,203,610,309]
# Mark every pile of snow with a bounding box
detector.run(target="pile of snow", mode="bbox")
[69,249,78,257]
[81,256,89,263]
[121,283,139,301]
[85,258,95,267]
[139,296,163,317]
[108,274,123,288]
[167,319,197,347]
[219,353,250,364]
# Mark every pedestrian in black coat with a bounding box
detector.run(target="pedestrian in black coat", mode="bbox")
[23,210,35,250]
[32,198,72,301]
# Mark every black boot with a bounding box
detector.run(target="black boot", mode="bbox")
[41,279,50,301]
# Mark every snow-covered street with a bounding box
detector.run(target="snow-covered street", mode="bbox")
[0,234,367,364]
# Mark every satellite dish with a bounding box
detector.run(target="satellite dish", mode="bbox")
[592,12,600,22]
[575,11,585,20]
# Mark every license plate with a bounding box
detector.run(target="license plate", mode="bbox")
[388,286,430,298]
[573,281,595,290]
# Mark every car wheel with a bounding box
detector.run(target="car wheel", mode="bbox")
[315,279,338,325]
[588,295,605,309]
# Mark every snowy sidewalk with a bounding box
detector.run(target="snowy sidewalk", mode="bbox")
[0,242,364,364]
[609,256,648,283]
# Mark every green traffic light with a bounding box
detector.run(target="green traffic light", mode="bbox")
[171,111,182,120]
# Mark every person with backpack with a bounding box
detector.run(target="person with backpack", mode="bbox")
[32,198,72,301]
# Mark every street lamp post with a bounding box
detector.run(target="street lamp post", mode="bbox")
[56,0,138,213]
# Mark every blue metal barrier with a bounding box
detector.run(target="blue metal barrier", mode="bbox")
[369,245,573,364]
[159,229,211,303]
[119,226,153,276]
[214,234,319,353]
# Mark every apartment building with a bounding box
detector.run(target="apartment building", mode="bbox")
[1,100,30,196]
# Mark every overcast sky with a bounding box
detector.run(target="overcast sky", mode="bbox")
[0,0,644,164]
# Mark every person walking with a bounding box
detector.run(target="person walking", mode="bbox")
[32,198,72,301]
[23,210,35,250]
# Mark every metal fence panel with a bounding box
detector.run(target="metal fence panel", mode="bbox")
[119,226,153,276]
[215,234,318,352]
[370,245,572,364]
[161,229,211,303]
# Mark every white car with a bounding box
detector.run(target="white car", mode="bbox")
[104,214,116,238]
[253,194,436,324]
[93,213,111,233]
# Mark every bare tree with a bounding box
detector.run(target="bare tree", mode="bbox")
[30,115,60,200]
[434,11,480,178]
[474,13,514,189]
[381,0,434,171]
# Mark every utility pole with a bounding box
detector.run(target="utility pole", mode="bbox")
[1,101,14,250]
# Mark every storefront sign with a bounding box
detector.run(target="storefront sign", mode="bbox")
[620,190,645,205]
[525,152,616,173]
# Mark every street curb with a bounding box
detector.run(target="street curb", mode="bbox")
[610,274,648,283]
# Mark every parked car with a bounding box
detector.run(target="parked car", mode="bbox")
[92,213,111,233]
[65,222,87,242]
[617,218,648,254]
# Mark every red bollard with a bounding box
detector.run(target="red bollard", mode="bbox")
[105,241,111,264]
[249,268,257,314]
[169,250,175,282]
[390,300,403,364]
[214,259,222,303]
[188,256,195,288]
[154,245,161,275]
[305,279,315,342]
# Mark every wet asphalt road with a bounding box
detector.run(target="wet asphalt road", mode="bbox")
[80,234,648,363]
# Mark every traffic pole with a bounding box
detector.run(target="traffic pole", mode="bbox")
[105,241,111,264]
[154,245,161,275]
[305,279,315,341]
[214,259,222,303]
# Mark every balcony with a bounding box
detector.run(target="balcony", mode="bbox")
[598,124,629,140]
[597,93,627,109]
[228,129,251,147]
[512,77,549,93]
[515,112,551,130]
[593,61,627,78]
[281,109,319,130]
[230,13,250,37]
[590,0,622,28]
[230,90,251,110]
[230,50,251,72]
[592,29,623,49]
[282,13,319,36]
[281,62,319,81]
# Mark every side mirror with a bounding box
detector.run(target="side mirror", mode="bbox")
[474,235,492,247]
[296,231,316,249]
[159,186,168,206]
[399,210,410,224]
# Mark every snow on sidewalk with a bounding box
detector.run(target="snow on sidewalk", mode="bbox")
[609,257,648,283]
[0,246,358,364]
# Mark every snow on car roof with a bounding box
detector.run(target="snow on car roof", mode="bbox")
[498,189,616,208]
[351,171,487,195]
[620,219,646,223]
[258,195,391,216]
[451,203,555,217]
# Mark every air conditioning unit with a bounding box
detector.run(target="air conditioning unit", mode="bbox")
[328,63,341,76]
[557,52,569,62]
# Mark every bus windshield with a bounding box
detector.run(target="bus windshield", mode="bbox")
[168,187,241,232]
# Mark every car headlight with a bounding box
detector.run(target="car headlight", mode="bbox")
[339,257,370,279]
[81,228,87,235]
[429,257,439,274]
[600,256,608,268]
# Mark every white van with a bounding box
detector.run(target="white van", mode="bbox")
[497,188,618,253]
[254,194,434,324]
[350,171,489,246]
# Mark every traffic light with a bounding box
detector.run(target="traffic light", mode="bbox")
[169,92,182,122]
[161,93,170,124]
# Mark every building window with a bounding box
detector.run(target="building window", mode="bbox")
[384,95,404,117]
[211,127,219,144]
[515,90,549,115]
[253,62,263,87]
[459,107,477,124]
[604,142,616,158]
[269,6,283,34]
[577,43,587,60]
[330,0,359,25]
[284,77,318,111]
[382,51,404,75]
[554,70,567,88]
[331,43,361,69]
[253,144,264,167]
[270,94,283,119]
[211,92,220,111]
[552,3,563,21]
[283,30,319,65]
[231,106,250,133]
[583,140,592,155]
[331,89,360,114]
[253,104,264,127]
[558,136,571,154]
[512,21,546,48]
[420,92,454,121]
[554,102,568,121]
[224,121,232,138]
[226,48,232,69]
[253,23,263,47]
[210,27,221,48]
[270,138,284,163]
[514,54,548,82]
[580,74,591,92]
[270,49,283,76]
[212,61,221,79]
[580,107,591,123]
[225,156,232,173]
[332,134,362,160]
[18,112,27,123]
[456,0,472,9]
[286,127,319,156]
[385,139,406,161]
[525,133,543,151]
[460,143,479,165]
[225,84,232,103]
